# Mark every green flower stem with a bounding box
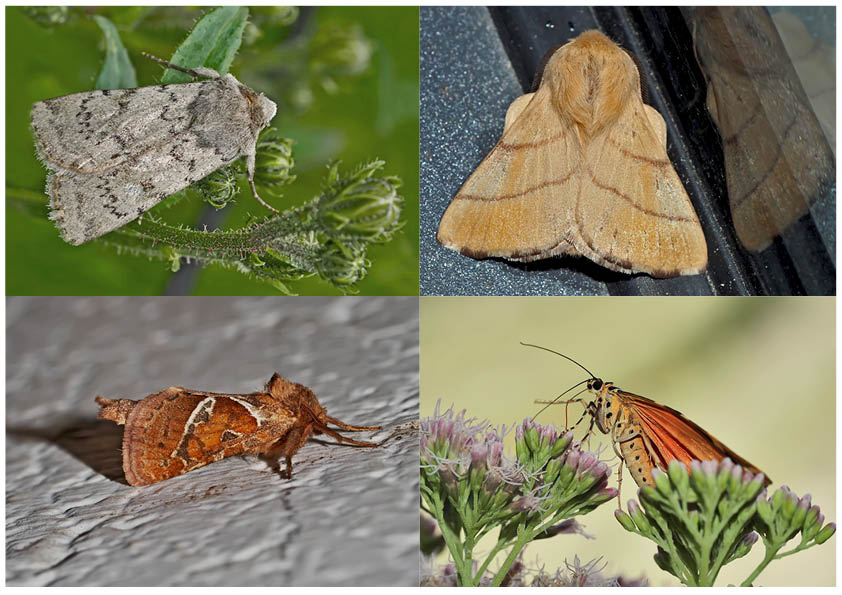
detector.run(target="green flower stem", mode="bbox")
[11,157,402,293]
[125,205,318,257]
[490,505,584,586]
[461,528,476,586]
[491,528,531,587]
[618,461,834,587]
[742,526,825,586]
[422,488,465,582]
[473,538,509,584]
[741,545,779,587]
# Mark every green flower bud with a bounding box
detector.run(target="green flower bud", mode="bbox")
[309,23,373,86]
[653,468,672,497]
[771,487,787,510]
[627,500,651,533]
[196,166,239,209]
[815,523,836,544]
[803,506,820,533]
[668,460,689,492]
[23,6,69,26]
[791,501,809,532]
[316,240,369,288]
[549,431,573,458]
[781,491,798,521]
[614,509,636,533]
[689,460,714,494]
[523,424,540,455]
[254,129,296,194]
[251,6,299,26]
[756,498,774,524]
[318,173,403,242]
[730,532,758,561]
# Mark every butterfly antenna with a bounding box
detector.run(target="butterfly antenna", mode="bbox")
[519,342,597,379]
[533,381,589,419]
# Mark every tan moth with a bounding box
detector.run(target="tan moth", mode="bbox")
[437,30,708,278]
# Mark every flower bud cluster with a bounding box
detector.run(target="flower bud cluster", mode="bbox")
[615,458,835,586]
[756,485,836,546]
[421,404,616,546]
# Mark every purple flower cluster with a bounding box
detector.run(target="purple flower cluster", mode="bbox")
[421,402,616,517]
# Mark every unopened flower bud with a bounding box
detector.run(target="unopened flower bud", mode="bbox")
[196,166,238,209]
[254,130,296,193]
[318,163,403,242]
[316,240,369,287]
[816,523,836,544]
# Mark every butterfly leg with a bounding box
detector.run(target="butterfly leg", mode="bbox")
[566,398,591,431]
[616,459,625,509]
[581,402,599,444]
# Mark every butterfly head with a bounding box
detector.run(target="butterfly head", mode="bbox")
[586,377,615,393]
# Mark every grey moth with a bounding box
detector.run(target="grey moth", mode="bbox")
[30,55,277,245]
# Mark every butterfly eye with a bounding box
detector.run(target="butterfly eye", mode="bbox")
[591,379,603,391]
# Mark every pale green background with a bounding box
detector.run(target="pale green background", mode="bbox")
[420,297,835,586]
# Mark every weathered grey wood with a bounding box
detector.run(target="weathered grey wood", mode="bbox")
[6,296,419,586]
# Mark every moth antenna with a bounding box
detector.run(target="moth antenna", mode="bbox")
[325,415,381,432]
[316,423,379,448]
[140,52,217,79]
[300,403,379,447]
[519,342,598,379]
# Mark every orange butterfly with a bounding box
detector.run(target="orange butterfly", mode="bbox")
[524,343,771,493]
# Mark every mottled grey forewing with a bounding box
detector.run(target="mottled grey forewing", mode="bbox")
[32,84,199,173]
[31,76,255,245]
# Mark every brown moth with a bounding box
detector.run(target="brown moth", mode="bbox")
[96,373,380,486]
[437,30,708,278]
[690,7,833,252]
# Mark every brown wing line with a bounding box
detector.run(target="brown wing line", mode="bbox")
[729,115,797,210]
[621,391,768,478]
[456,171,575,202]
[606,136,671,167]
[584,166,697,223]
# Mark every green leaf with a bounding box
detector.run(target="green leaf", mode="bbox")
[161,6,249,83]
[93,15,137,90]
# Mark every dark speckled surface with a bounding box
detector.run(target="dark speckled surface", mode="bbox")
[420,6,609,296]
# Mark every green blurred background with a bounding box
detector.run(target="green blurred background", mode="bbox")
[420,297,835,586]
[6,6,419,295]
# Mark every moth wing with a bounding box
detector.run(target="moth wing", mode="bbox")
[623,392,770,483]
[47,131,237,245]
[694,7,832,252]
[31,85,199,174]
[572,101,708,277]
[33,79,255,245]
[437,85,581,260]
[122,389,296,486]
[706,69,830,252]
